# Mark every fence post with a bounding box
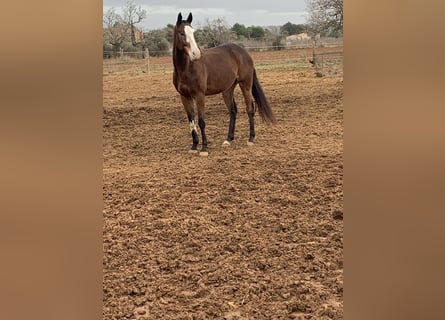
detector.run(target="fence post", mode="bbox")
[321,53,324,75]
[145,48,149,74]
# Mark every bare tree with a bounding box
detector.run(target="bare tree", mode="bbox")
[103,7,128,53]
[122,0,146,46]
[103,1,147,53]
[306,0,343,37]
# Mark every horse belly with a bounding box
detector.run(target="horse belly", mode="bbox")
[205,68,237,96]
[205,86,224,96]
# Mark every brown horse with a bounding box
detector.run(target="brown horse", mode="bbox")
[173,12,276,156]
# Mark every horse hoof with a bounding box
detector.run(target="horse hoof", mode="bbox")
[189,149,198,154]
[247,141,254,146]
[199,151,209,157]
[222,140,231,147]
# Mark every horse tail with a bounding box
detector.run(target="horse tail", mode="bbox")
[252,69,276,124]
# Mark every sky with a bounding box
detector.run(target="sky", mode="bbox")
[103,0,309,31]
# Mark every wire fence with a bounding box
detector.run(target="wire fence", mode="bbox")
[102,44,343,77]
[309,50,344,77]
[103,37,343,59]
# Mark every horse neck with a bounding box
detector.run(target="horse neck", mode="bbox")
[172,28,188,74]
[173,46,189,74]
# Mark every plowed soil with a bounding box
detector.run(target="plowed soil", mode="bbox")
[103,48,343,319]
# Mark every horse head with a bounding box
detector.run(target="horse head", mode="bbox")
[174,12,201,61]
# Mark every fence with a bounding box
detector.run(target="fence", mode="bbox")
[310,50,344,77]
[103,37,342,58]
[103,44,343,77]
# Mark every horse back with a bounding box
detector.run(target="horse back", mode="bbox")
[203,43,253,74]
[201,44,254,93]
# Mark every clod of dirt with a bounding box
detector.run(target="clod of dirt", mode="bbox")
[332,210,343,220]
[305,253,315,260]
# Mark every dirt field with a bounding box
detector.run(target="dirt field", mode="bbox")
[103,47,343,319]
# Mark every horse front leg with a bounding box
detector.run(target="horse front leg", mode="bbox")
[196,94,208,156]
[227,99,238,142]
[181,95,199,153]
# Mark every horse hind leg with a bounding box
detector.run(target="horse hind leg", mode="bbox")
[222,82,237,146]
[239,82,255,145]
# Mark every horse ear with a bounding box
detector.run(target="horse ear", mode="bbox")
[177,12,183,25]
[186,12,193,24]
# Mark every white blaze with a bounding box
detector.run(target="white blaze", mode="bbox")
[184,25,201,61]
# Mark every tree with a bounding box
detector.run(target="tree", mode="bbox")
[164,24,175,44]
[143,26,173,56]
[265,26,285,50]
[231,23,248,39]
[194,18,234,48]
[247,26,265,39]
[281,22,306,35]
[103,1,147,54]
[103,8,128,53]
[306,0,343,37]
[122,0,146,46]
[143,29,169,56]
[231,23,265,40]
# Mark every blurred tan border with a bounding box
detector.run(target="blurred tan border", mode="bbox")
[345,1,445,319]
[2,1,445,319]
[0,1,103,319]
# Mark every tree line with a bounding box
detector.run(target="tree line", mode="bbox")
[103,0,342,57]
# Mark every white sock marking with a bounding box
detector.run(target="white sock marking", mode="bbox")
[189,119,197,133]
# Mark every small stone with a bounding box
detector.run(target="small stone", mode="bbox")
[281,292,291,299]
[137,308,146,315]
